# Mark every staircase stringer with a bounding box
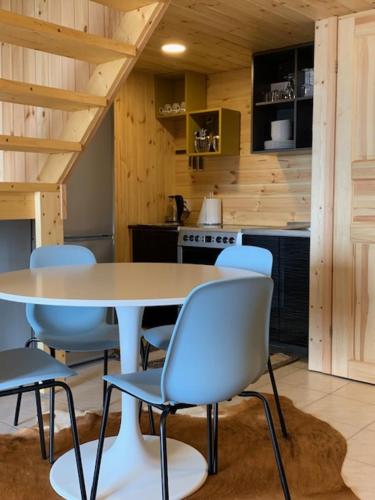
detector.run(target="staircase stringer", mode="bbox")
[37,1,169,184]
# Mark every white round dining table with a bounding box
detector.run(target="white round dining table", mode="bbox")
[0,262,260,499]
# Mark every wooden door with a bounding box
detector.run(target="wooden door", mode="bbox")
[333,11,375,382]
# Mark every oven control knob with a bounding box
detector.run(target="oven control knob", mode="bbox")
[189,235,194,241]
[195,235,200,242]
[229,237,235,244]
[183,235,188,241]
[216,236,222,243]
[223,237,228,244]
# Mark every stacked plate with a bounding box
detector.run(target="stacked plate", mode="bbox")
[264,139,294,150]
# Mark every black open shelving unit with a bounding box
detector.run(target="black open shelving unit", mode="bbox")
[252,42,314,153]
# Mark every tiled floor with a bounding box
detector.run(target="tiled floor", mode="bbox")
[1,357,375,499]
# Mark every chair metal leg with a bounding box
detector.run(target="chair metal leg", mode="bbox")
[13,337,38,426]
[142,341,151,371]
[90,385,113,500]
[206,405,214,474]
[49,385,55,464]
[159,407,172,500]
[35,385,47,460]
[213,402,219,474]
[241,391,291,500]
[49,348,56,464]
[59,381,87,500]
[103,350,109,408]
[13,390,22,427]
[268,357,288,438]
[139,340,156,435]
[147,404,156,435]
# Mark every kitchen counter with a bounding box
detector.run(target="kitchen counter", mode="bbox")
[129,223,310,238]
[241,227,310,238]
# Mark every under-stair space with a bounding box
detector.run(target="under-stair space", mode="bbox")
[0,0,169,241]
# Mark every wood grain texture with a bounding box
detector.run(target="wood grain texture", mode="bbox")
[0,8,136,64]
[0,135,81,153]
[92,0,161,11]
[114,71,175,262]
[38,1,169,183]
[332,10,375,384]
[175,68,312,227]
[0,78,107,110]
[137,0,375,74]
[308,18,338,374]
[34,191,64,246]
[332,15,355,378]
[0,191,34,219]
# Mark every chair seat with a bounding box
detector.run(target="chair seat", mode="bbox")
[0,348,76,392]
[143,324,173,351]
[38,324,120,352]
[105,368,164,405]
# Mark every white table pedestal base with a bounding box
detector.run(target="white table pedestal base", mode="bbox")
[50,435,208,499]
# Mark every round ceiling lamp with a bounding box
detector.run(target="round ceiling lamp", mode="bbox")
[161,43,187,55]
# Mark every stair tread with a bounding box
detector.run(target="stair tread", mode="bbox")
[0,78,107,110]
[0,135,82,153]
[0,9,136,64]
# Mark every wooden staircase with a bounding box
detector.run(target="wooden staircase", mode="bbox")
[0,0,169,242]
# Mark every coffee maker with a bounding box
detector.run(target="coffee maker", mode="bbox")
[165,195,190,223]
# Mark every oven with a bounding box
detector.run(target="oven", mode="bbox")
[178,227,241,264]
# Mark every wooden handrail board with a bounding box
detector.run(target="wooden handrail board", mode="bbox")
[92,0,163,11]
[0,78,107,111]
[0,135,82,153]
[0,9,136,64]
[0,182,59,193]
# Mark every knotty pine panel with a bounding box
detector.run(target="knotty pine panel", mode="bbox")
[114,71,175,262]
[0,0,110,182]
[175,68,312,226]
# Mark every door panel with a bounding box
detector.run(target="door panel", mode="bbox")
[333,11,375,382]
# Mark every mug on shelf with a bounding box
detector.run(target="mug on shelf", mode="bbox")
[180,101,186,112]
[172,102,181,113]
[163,103,172,114]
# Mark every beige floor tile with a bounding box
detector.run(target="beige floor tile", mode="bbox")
[255,380,327,409]
[334,381,375,406]
[365,421,375,432]
[0,420,17,434]
[342,458,375,500]
[347,429,375,467]
[320,418,361,440]
[303,394,375,429]
[0,392,41,426]
[280,370,349,393]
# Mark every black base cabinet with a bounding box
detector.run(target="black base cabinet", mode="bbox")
[131,226,179,329]
[242,234,310,354]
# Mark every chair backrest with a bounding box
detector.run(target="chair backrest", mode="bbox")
[215,245,273,277]
[161,276,273,405]
[26,245,107,336]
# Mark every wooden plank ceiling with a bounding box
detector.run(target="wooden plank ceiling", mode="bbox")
[136,0,375,73]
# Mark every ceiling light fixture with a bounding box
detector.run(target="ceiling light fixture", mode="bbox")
[161,43,186,55]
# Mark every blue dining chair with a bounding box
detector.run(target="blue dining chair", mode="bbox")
[14,244,120,463]
[142,245,288,439]
[90,277,290,500]
[0,347,86,499]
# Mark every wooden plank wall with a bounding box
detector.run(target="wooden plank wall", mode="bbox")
[175,68,312,226]
[114,71,175,262]
[0,0,117,182]
[308,18,338,374]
